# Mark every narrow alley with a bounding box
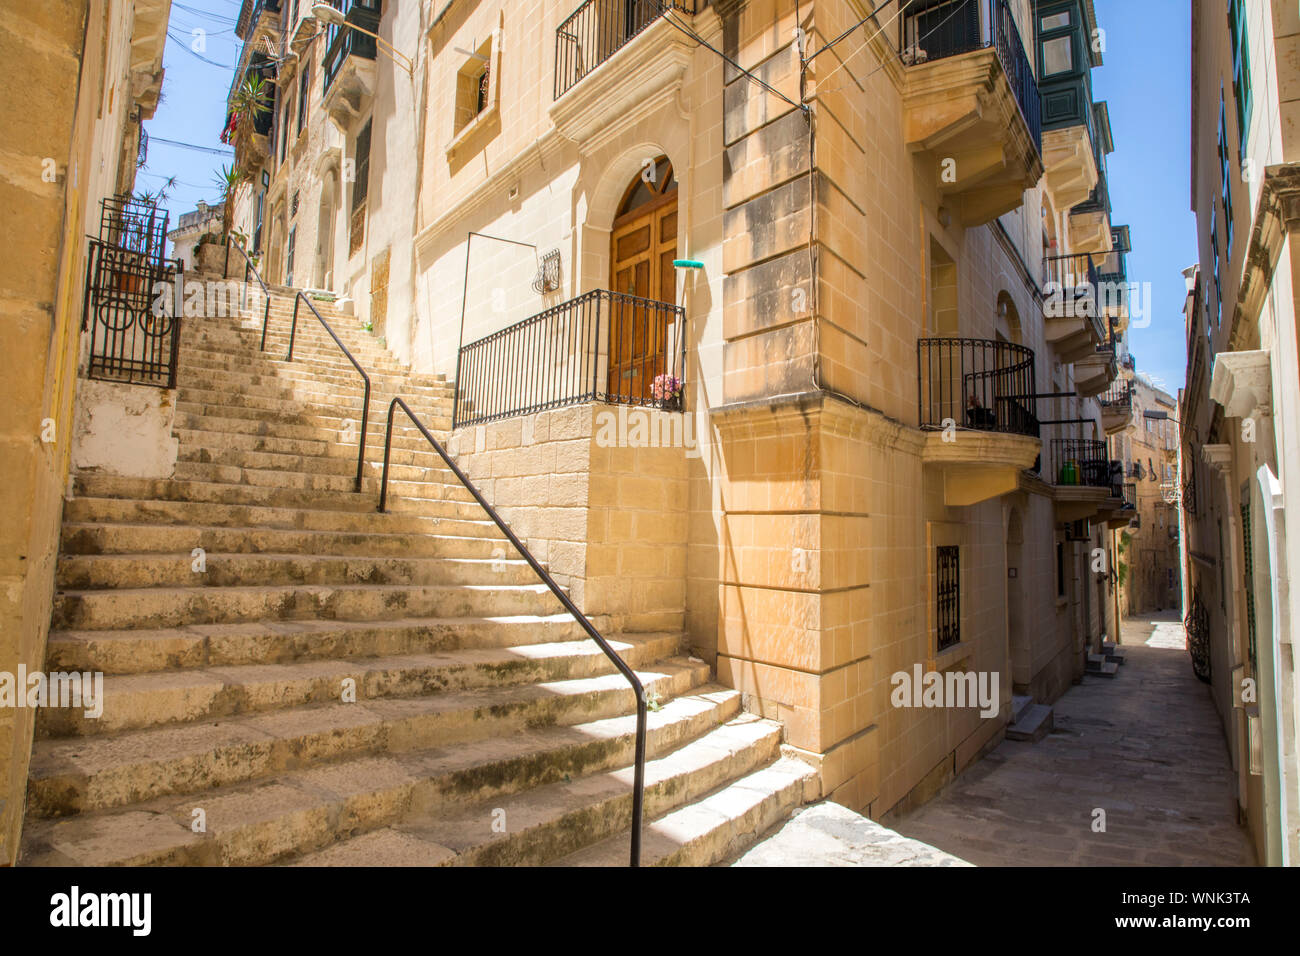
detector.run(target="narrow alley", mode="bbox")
[890,615,1256,866]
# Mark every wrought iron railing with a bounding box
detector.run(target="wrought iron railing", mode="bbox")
[554,0,696,99]
[224,236,272,349]
[1042,252,1098,297]
[285,292,371,491]
[1121,482,1136,509]
[1050,438,1109,487]
[454,289,687,429]
[81,240,183,388]
[917,337,1038,437]
[323,0,380,94]
[1098,381,1132,410]
[82,195,181,388]
[899,0,1041,152]
[376,396,648,866]
[1185,586,1211,683]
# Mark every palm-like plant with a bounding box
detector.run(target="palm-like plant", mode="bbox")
[213,163,245,244]
[225,75,274,166]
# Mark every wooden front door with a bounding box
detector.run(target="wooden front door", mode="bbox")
[609,156,676,402]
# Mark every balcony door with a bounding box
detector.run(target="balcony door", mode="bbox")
[608,156,676,402]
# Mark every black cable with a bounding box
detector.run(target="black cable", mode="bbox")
[659,9,806,112]
[149,135,235,156]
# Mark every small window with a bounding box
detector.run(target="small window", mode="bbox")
[936,546,960,651]
[350,119,372,257]
[454,36,495,136]
[297,61,311,136]
[1041,36,1073,75]
[1040,12,1070,31]
[1056,542,1066,597]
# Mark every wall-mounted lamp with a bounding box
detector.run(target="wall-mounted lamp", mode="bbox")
[309,3,414,75]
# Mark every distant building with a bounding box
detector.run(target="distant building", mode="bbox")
[167,200,223,272]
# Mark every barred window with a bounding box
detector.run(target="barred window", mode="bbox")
[936,546,960,651]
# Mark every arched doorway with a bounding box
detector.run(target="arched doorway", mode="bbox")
[608,155,677,401]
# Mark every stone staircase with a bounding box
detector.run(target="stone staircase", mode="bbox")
[20,280,814,866]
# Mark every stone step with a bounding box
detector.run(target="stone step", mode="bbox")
[172,398,452,439]
[1006,702,1054,742]
[70,474,479,522]
[1011,693,1035,725]
[558,756,818,867]
[167,460,478,508]
[1101,640,1126,664]
[45,613,588,675]
[56,552,538,592]
[1086,653,1119,678]
[60,521,501,561]
[35,633,683,741]
[172,413,451,453]
[62,496,503,540]
[52,581,564,631]
[289,713,783,866]
[175,442,462,486]
[176,350,450,392]
[175,385,446,421]
[20,670,721,861]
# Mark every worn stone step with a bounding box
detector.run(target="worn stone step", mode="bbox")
[1086,653,1119,678]
[22,664,715,843]
[52,581,564,631]
[1011,693,1035,725]
[172,414,451,453]
[1006,702,1054,742]
[175,384,445,420]
[62,496,503,540]
[35,633,683,741]
[167,461,479,508]
[56,552,537,592]
[558,756,818,866]
[45,613,588,675]
[291,713,782,866]
[176,440,464,481]
[60,521,500,561]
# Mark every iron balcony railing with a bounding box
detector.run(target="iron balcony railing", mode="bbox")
[899,0,1041,152]
[1042,252,1107,343]
[917,337,1039,437]
[323,0,380,94]
[1050,438,1110,488]
[1098,381,1132,410]
[1121,482,1137,509]
[376,397,648,865]
[454,288,687,429]
[554,0,696,99]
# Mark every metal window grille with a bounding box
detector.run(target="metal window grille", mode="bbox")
[937,546,960,651]
[1241,501,1258,673]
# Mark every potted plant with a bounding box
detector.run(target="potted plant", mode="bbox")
[652,373,683,411]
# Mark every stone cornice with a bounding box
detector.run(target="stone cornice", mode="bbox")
[1201,443,1233,474]
[709,390,927,455]
[1209,349,1272,419]
[1229,163,1300,350]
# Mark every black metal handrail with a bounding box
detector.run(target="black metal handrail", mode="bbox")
[224,236,273,349]
[899,0,1041,152]
[377,396,648,866]
[455,288,687,429]
[1051,438,1109,487]
[554,0,696,99]
[917,336,1039,436]
[287,291,371,492]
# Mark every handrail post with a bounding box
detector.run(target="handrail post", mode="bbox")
[288,294,300,362]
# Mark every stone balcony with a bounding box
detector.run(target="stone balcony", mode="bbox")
[918,336,1042,506]
[900,0,1043,227]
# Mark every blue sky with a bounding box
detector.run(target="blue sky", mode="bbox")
[137,1,243,227]
[1092,0,1196,395]
[143,1,1196,395]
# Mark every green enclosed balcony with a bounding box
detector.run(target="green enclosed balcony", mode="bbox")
[1035,0,1105,210]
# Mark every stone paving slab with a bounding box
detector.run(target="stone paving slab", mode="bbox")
[730,801,971,866]
[888,614,1257,866]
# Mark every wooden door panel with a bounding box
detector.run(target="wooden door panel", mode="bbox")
[609,174,677,402]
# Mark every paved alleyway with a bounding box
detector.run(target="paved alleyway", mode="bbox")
[890,614,1257,866]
